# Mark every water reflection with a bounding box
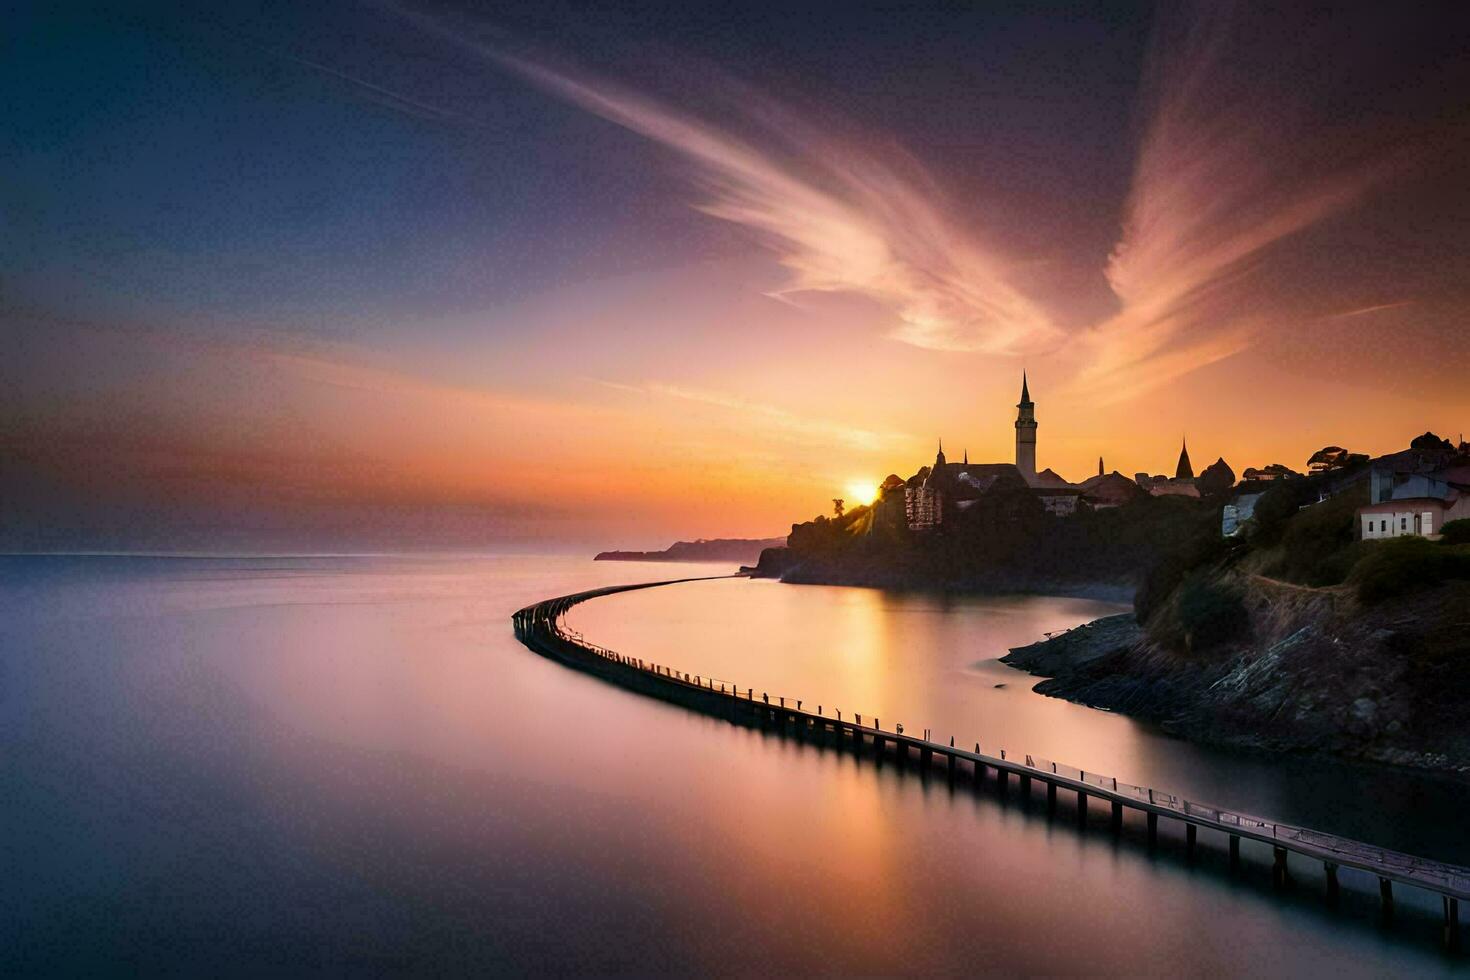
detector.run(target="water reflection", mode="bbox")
[1,556,1464,975]
[572,576,1470,863]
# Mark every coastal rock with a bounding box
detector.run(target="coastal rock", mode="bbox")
[749,546,800,579]
[1000,613,1141,674]
[1002,577,1470,776]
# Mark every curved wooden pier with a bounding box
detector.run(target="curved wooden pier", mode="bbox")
[513,577,1469,949]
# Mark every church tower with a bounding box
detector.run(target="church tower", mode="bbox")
[1015,372,1037,483]
[1175,437,1194,480]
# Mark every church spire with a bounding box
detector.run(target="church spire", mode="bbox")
[935,438,946,467]
[1176,437,1194,480]
[1020,370,1031,405]
[1099,456,1104,477]
[963,448,969,465]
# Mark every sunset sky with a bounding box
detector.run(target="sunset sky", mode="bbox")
[5,1,1469,552]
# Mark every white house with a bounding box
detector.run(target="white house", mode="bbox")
[1357,466,1470,539]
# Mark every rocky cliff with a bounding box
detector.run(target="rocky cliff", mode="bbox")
[1004,574,1470,774]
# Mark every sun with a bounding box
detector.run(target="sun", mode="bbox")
[845,480,881,506]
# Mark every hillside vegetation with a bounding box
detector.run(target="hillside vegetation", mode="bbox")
[1006,471,1470,772]
[760,491,1219,599]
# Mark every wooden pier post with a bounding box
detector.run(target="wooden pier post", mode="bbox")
[1229,834,1240,871]
[1111,801,1123,835]
[1046,782,1057,815]
[1019,773,1031,798]
[1185,823,1197,862]
[1273,847,1289,888]
[1325,863,1339,905]
[1379,877,1394,920]
[1444,896,1460,950]
[920,745,933,769]
[947,751,956,780]
[1147,812,1158,848]
[1076,790,1087,827]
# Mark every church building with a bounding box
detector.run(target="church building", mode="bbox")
[904,374,1088,529]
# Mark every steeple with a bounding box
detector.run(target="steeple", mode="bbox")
[935,438,946,468]
[1015,372,1037,483]
[1175,437,1194,480]
[963,448,969,465]
[1099,456,1104,477]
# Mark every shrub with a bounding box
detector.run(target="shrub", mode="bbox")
[1272,480,1367,585]
[1249,481,1308,546]
[1176,573,1250,652]
[1440,519,1470,546]
[1315,540,1374,585]
[1351,538,1470,603]
[1134,519,1226,624]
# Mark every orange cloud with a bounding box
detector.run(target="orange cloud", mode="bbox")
[596,379,905,452]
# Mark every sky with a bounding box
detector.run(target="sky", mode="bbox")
[4,1,1470,552]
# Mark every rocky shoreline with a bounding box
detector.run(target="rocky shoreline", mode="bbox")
[1003,580,1470,777]
[756,544,1470,777]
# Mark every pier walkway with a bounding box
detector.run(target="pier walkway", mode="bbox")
[513,577,1469,949]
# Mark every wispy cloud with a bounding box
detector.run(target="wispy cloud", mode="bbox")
[1320,301,1414,321]
[403,3,1414,402]
[415,24,1061,356]
[1071,2,1396,400]
[596,379,903,451]
[266,46,458,122]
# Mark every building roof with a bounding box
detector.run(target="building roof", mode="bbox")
[1437,464,1470,488]
[1033,467,1071,487]
[1078,471,1141,502]
[1242,464,1299,481]
[1357,491,1459,515]
[1149,481,1201,498]
[921,461,1026,499]
[1389,474,1454,502]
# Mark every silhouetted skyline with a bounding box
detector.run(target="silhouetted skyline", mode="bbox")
[5,2,1469,551]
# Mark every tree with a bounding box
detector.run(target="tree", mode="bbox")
[1177,572,1250,652]
[1410,431,1455,454]
[1441,519,1470,546]
[832,498,845,519]
[1306,446,1366,473]
[1197,457,1236,498]
[1247,480,1307,546]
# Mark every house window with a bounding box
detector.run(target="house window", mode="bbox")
[1401,517,1408,530]
[1380,520,1387,532]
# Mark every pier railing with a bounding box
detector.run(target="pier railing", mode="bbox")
[512,579,1470,944]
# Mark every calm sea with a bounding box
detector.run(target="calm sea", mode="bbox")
[2,554,1465,975]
